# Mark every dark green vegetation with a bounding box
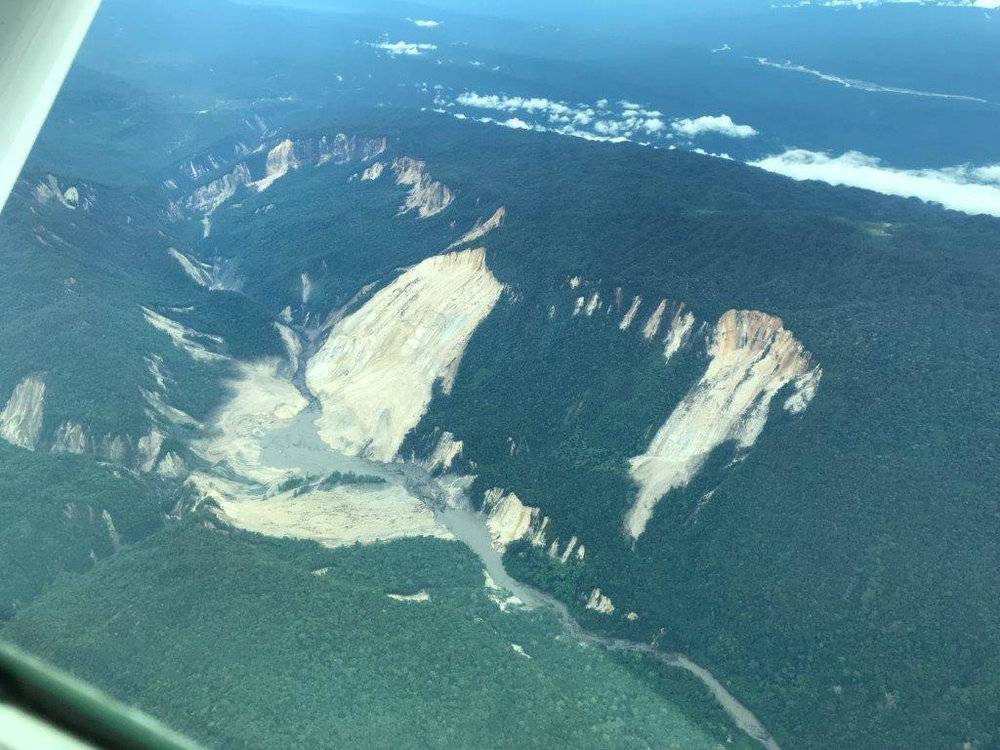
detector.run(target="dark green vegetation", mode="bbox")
[2,1,999,749]
[5,521,751,750]
[403,123,1000,750]
[0,166,283,451]
[0,443,181,621]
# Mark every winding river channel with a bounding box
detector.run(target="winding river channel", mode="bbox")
[256,403,781,750]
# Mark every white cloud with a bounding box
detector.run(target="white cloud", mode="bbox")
[781,0,999,7]
[753,57,989,104]
[750,149,1000,217]
[972,165,1000,181]
[692,148,734,161]
[455,92,572,115]
[448,91,748,148]
[407,18,442,27]
[369,41,437,56]
[671,114,758,139]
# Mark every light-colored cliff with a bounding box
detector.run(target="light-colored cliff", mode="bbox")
[619,296,642,331]
[252,139,300,192]
[642,299,667,339]
[392,157,454,218]
[626,310,820,539]
[585,588,615,615]
[305,248,503,461]
[0,376,46,450]
[427,431,464,472]
[142,307,228,363]
[274,322,302,374]
[663,308,696,360]
[482,488,549,552]
[447,206,506,249]
[51,420,88,454]
[360,161,385,181]
[185,163,251,236]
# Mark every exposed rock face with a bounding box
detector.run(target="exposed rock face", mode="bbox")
[142,307,227,363]
[427,431,463,473]
[252,139,300,192]
[314,134,386,166]
[619,295,642,331]
[178,134,386,232]
[136,428,165,474]
[156,451,187,479]
[300,272,312,304]
[447,206,506,249]
[185,164,251,236]
[99,434,130,465]
[102,510,122,551]
[481,486,588,562]
[180,154,224,182]
[626,310,821,539]
[586,588,615,615]
[33,175,89,210]
[482,488,549,552]
[391,157,454,218]
[784,367,822,414]
[167,248,238,290]
[360,161,384,181]
[51,420,88,454]
[305,248,503,461]
[387,591,431,603]
[0,376,46,450]
[642,299,667,339]
[663,308,696,360]
[168,248,213,286]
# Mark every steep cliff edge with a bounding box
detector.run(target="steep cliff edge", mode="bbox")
[305,247,503,461]
[626,310,819,539]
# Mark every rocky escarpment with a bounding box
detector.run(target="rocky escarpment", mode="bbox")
[0,371,184,478]
[551,277,823,540]
[391,157,454,218]
[0,376,46,450]
[626,309,820,539]
[172,133,387,235]
[482,488,586,563]
[305,247,503,461]
[447,207,506,249]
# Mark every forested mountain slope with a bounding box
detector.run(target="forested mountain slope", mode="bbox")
[1,2,999,749]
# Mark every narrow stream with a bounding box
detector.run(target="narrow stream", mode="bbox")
[258,408,781,750]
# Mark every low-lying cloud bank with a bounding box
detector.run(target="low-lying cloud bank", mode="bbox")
[672,114,758,139]
[753,58,990,104]
[446,91,756,144]
[750,150,1000,217]
[406,18,441,27]
[780,0,999,8]
[441,90,999,219]
[369,41,437,56]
